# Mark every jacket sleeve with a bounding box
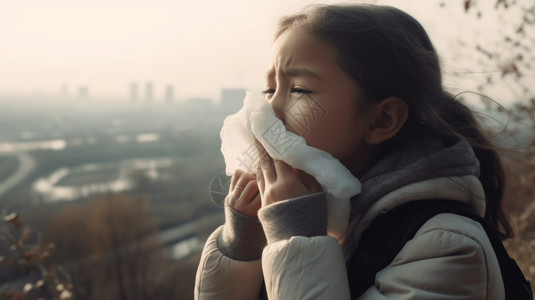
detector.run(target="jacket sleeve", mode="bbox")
[258,192,352,299]
[194,204,267,300]
[262,236,352,299]
[358,213,505,300]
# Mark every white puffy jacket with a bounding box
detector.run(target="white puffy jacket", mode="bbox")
[194,173,505,299]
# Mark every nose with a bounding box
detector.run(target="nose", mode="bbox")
[268,92,286,121]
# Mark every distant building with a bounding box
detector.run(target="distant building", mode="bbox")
[145,82,153,102]
[130,82,139,102]
[220,88,246,114]
[60,84,69,99]
[165,85,174,103]
[78,86,89,99]
[186,97,213,114]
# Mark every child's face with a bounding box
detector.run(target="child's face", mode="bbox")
[264,27,373,174]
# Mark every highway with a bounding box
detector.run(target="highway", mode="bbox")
[0,152,35,198]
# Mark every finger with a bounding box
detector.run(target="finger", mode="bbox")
[239,180,260,207]
[254,139,276,181]
[227,169,244,206]
[253,138,264,151]
[256,162,265,200]
[259,152,276,183]
[273,159,295,182]
[249,192,262,216]
[229,169,245,193]
[232,173,255,202]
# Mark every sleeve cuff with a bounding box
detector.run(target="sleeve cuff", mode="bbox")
[217,204,267,261]
[258,192,327,244]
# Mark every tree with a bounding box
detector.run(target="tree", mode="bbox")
[442,0,535,105]
[86,194,164,300]
[0,213,73,300]
[44,194,166,300]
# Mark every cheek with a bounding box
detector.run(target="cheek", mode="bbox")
[284,96,327,137]
[308,108,364,160]
[298,115,341,154]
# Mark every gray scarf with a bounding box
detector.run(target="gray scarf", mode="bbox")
[346,136,481,251]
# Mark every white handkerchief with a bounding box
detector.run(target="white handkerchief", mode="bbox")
[220,92,362,238]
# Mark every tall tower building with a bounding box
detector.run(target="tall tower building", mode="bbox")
[145,82,153,102]
[130,82,138,102]
[78,86,89,99]
[165,85,174,103]
[60,84,69,99]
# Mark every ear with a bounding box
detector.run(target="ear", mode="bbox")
[365,97,408,145]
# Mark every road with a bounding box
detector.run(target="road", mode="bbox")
[0,152,35,197]
[159,212,223,246]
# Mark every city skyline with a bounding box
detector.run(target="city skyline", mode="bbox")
[0,0,528,105]
[0,83,248,106]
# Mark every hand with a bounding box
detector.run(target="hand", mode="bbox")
[227,169,262,216]
[255,142,322,207]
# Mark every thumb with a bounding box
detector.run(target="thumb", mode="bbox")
[293,168,322,193]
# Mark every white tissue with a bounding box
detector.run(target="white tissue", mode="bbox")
[220,92,362,238]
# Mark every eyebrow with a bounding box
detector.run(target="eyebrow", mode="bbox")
[285,67,323,79]
[265,67,323,80]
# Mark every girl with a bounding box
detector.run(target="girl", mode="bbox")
[195,4,511,299]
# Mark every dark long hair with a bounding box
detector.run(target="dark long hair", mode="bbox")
[276,4,512,239]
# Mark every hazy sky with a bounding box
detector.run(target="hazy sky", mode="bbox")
[0,0,526,103]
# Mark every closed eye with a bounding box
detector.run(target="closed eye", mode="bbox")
[262,88,312,95]
[262,88,275,95]
[291,87,312,94]
[262,87,312,101]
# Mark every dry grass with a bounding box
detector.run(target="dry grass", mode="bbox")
[503,150,535,283]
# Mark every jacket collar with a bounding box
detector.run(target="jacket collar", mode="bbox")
[342,137,484,258]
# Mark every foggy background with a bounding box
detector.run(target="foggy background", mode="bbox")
[0,0,534,299]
